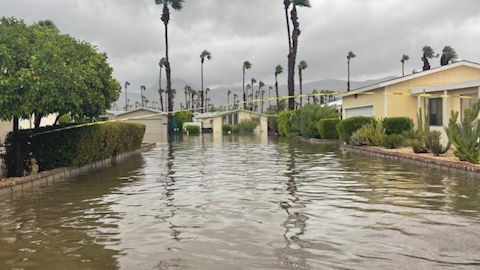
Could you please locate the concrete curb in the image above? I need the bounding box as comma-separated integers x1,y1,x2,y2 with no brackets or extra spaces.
342,144,480,177
0,143,156,196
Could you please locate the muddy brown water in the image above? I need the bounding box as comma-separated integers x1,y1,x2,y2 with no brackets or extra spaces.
1,135,479,269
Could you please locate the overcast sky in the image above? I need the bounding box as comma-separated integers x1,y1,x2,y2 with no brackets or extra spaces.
2,0,480,92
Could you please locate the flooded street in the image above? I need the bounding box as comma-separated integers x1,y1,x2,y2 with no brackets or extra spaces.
1,135,480,269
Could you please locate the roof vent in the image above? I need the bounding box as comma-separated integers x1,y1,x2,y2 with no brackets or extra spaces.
451,58,463,63
412,69,422,74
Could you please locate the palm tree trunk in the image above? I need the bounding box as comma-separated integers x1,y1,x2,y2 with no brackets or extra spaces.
125,85,128,111
159,67,164,111
299,69,303,108
243,68,247,110
402,62,405,77
275,74,280,111
163,4,174,137
201,61,204,113
34,113,43,129
287,4,300,110
284,0,292,51
227,94,230,110
347,60,351,92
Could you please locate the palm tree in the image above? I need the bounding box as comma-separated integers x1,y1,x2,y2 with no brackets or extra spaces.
227,90,232,110
275,65,283,111
401,54,410,77
124,81,130,111
200,50,212,113
155,0,185,136
158,57,167,111
285,0,311,110
184,85,191,109
347,51,356,91
440,46,457,66
421,45,437,71
242,61,252,110
205,87,211,112
233,94,238,109
140,85,146,107
258,81,265,112
312,89,318,104
261,88,266,113
268,86,273,108
298,60,308,108
250,78,257,110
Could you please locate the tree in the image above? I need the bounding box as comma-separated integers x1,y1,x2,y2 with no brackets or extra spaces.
124,81,130,111
154,0,185,137
347,51,356,91
200,50,212,113
140,85,146,107
298,60,308,108
401,54,409,77
421,45,437,71
275,65,283,111
184,85,190,109
205,87,211,112
227,90,232,110
440,46,457,66
268,86,273,108
284,0,311,110
233,94,238,109
242,61,252,110
158,57,167,111
251,78,257,110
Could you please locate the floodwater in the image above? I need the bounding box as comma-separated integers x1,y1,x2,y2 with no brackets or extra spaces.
1,135,480,270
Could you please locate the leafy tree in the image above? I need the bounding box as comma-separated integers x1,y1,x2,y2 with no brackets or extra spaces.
284,0,311,110
440,46,457,66
347,51,356,91
200,49,212,113
298,60,308,108
242,61,252,110
275,65,283,111
421,45,437,71
154,0,185,136
401,54,409,77
158,57,167,111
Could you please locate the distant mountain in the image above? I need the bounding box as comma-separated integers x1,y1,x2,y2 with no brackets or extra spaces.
112,76,396,110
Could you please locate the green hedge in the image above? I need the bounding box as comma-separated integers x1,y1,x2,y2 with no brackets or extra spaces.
316,118,341,139
4,122,145,176
293,104,340,138
174,111,193,129
223,124,233,134
278,110,296,137
232,120,258,134
184,125,200,135
382,117,413,135
337,116,374,143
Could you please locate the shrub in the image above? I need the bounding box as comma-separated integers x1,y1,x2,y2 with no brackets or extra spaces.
184,125,200,135
57,114,72,124
446,105,480,163
411,139,429,153
232,120,258,134
382,117,413,135
350,120,385,146
382,134,404,149
337,116,374,143
278,110,297,137
223,124,233,134
426,131,449,156
174,111,193,128
316,118,341,139
4,122,145,176
292,104,339,138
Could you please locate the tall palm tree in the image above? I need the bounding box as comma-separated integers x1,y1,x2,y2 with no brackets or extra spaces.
298,60,308,108
251,78,257,110
140,85,146,107
347,51,356,92
200,50,212,113
258,81,265,112
242,61,252,110
184,85,191,110
421,45,437,71
401,54,410,77
158,57,167,111
268,86,273,109
275,65,283,111
440,46,457,66
124,81,130,111
285,0,311,110
155,0,185,135
233,94,238,109
205,87,211,112
227,90,232,110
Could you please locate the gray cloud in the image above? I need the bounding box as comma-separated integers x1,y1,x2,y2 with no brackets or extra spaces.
1,0,479,93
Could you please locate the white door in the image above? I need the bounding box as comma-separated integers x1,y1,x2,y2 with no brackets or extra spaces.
345,105,374,118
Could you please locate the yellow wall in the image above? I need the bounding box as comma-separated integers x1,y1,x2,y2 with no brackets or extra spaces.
343,89,385,118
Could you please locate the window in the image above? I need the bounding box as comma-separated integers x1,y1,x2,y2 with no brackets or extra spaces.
428,98,443,126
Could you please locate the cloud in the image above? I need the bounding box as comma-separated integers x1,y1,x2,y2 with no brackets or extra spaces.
1,0,479,92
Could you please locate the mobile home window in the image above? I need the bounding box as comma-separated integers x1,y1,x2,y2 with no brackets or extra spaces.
428,98,443,126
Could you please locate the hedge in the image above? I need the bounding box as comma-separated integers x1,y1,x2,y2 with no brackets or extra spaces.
382,117,413,135
4,122,145,177
184,125,200,135
232,120,258,134
337,116,374,143
316,118,341,139
278,110,296,137
293,104,340,138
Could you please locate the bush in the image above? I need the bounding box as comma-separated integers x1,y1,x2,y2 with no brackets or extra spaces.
4,122,145,176
446,106,480,163
382,134,404,149
232,120,258,134
278,110,297,137
337,116,374,143
382,117,413,135
316,118,341,139
350,120,385,146
184,125,200,135
292,104,339,138
223,124,233,134
174,111,193,128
